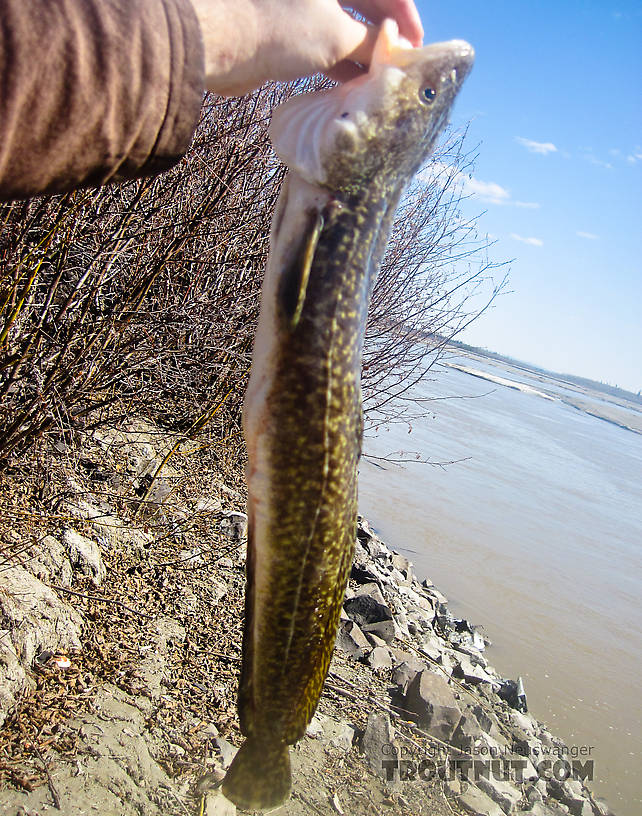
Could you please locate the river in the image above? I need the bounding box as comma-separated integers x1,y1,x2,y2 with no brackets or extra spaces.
357,351,642,814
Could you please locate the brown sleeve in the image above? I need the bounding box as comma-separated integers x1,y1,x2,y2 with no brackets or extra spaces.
0,0,204,200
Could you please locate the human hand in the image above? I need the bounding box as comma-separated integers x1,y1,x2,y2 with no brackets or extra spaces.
190,0,424,95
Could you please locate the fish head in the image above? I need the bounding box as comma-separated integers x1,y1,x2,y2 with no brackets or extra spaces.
270,20,474,192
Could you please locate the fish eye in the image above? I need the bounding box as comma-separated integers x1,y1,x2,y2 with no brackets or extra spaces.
420,86,437,104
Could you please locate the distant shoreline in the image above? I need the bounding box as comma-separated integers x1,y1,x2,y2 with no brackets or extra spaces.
447,340,642,406
444,344,642,435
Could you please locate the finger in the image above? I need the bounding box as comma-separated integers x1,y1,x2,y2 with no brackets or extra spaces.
327,11,379,69
342,0,424,46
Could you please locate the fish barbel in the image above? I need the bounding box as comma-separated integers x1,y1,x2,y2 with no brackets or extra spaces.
222,21,473,810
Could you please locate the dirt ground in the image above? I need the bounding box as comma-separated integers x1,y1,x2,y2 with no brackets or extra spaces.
0,421,468,816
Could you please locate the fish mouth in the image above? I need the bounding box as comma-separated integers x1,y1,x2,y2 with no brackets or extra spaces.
372,18,474,83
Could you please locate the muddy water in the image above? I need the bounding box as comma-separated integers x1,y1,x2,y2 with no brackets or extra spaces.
358,357,642,814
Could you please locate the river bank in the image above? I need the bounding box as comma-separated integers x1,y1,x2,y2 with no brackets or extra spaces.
0,419,615,815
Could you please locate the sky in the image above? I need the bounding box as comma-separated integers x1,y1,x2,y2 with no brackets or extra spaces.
415,0,642,392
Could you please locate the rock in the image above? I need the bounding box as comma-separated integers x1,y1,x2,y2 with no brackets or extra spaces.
27,534,73,587
361,619,397,644
364,632,388,648
358,582,388,605
196,496,223,514
508,710,538,735
435,603,457,632
366,646,394,671
390,553,413,584
419,635,444,663
0,566,84,728
390,653,427,694
344,593,393,627
548,780,594,816
453,641,490,667
361,712,401,789
213,737,238,770
351,564,383,585
425,586,449,605
451,713,484,750
392,607,411,639
63,529,106,585
476,775,522,814
453,655,496,686
306,712,355,750
516,804,572,816
472,704,500,737
453,783,505,816
205,790,236,816
498,678,528,712
405,670,461,741
335,619,370,658
397,584,435,614
219,512,248,542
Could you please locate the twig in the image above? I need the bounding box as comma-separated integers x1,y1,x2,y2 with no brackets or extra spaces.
33,744,61,810
206,649,242,662
49,584,153,619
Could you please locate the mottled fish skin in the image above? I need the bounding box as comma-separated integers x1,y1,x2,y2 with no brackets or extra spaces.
223,22,473,810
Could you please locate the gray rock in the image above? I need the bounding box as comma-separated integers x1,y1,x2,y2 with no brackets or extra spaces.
425,586,449,605
63,529,106,585
548,780,594,816
361,619,397,644
472,704,500,736
453,783,505,816
364,632,388,648
366,646,394,671
453,655,496,685
451,713,484,750
419,635,444,663
351,564,383,584
390,653,427,694
335,619,370,658
205,790,236,816
392,607,411,639
213,737,238,770
398,584,435,614
405,670,462,741
361,712,401,789
306,712,355,750
476,775,522,814
219,511,248,542
344,592,393,627
0,566,84,728
28,534,73,587
357,582,388,605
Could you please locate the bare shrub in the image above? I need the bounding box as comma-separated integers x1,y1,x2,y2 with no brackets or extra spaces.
1,84,504,464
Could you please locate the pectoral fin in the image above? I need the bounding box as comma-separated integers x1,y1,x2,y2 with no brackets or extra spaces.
277,209,324,329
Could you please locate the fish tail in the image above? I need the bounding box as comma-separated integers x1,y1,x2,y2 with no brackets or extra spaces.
222,736,291,810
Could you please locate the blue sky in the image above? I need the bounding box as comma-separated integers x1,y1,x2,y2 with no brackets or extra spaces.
416,0,642,392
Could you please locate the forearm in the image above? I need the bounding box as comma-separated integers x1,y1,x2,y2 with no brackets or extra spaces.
0,0,204,201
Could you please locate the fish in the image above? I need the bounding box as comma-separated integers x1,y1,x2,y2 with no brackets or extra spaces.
222,20,474,810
